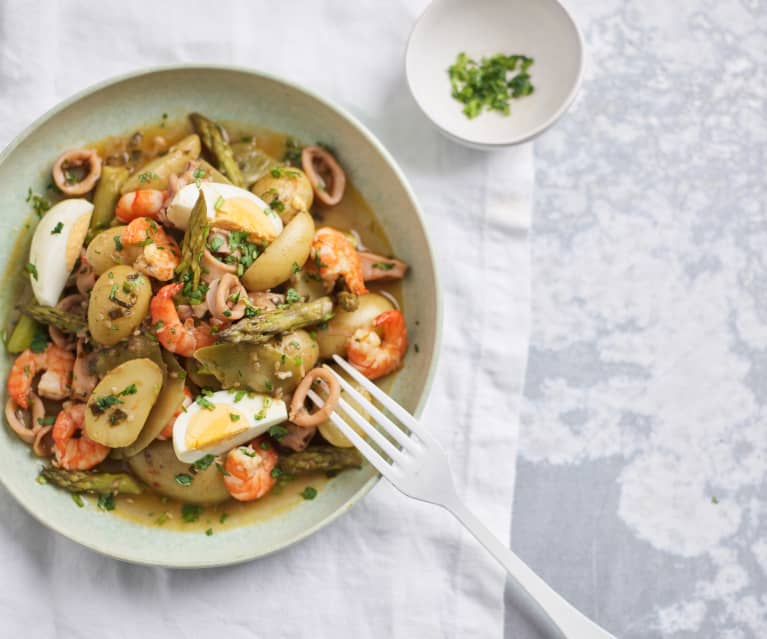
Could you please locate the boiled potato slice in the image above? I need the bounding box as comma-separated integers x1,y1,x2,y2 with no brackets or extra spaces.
112,350,186,459
242,211,314,291
85,358,163,447
85,225,141,275
250,167,313,223
317,366,371,448
128,440,230,504
194,329,318,395
88,265,152,346
316,293,393,359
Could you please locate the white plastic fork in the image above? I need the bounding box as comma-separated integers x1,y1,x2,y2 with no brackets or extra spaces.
310,355,616,639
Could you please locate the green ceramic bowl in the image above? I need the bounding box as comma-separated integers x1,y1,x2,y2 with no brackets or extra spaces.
0,66,441,567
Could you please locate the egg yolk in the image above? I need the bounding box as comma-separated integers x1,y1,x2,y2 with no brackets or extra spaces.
215,197,278,242
185,404,247,450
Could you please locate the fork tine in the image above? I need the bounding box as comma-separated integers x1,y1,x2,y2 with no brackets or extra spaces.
331,356,421,433
307,389,405,463
325,412,395,478
323,365,417,452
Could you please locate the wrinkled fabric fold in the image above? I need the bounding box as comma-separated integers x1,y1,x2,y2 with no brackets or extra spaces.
0,1,533,637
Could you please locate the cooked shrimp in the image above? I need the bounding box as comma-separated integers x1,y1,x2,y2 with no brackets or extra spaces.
347,309,408,380
115,189,167,222
223,438,278,501
121,217,180,281
307,227,368,295
52,401,109,470
8,344,74,409
157,387,193,440
150,283,216,357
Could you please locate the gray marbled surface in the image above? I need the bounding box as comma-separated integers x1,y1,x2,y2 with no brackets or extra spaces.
505,1,767,637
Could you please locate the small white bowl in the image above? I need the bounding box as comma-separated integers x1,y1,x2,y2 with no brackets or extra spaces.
406,0,584,149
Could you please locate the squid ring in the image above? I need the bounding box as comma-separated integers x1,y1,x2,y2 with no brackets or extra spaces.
52,148,102,195
289,367,341,428
301,145,346,206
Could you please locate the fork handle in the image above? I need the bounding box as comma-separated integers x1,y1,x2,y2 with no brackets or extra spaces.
446,498,616,639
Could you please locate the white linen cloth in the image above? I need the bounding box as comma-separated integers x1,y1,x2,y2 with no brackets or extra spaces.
0,1,533,637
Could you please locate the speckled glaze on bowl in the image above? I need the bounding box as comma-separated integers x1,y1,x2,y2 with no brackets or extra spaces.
0,66,441,567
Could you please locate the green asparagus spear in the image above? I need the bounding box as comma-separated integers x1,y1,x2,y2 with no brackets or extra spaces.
278,446,363,476
39,467,143,495
89,165,129,239
23,304,86,334
175,191,209,291
6,314,41,353
189,113,244,186
219,297,333,344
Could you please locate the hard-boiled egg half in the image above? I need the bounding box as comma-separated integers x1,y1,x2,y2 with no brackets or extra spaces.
28,198,93,306
173,390,287,463
166,183,282,242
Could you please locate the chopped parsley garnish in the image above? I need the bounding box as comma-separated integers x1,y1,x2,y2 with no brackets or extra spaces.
230,413,240,422
268,424,289,440
291,261,300,274
240,135,253,143
195,389,215,411
208,235,224,252
282,137,304,165
50,222,64,235
233,389,247,403
36,416,55,426
301,486,318,500
711,496,719,504
30,328,48,353
26,188,51,217
92,394,122,412
25,263,38,280
205,528,213,536
214,195,225,210
219,512,230,524
113,235,123,251
192,454,215,472
215,462,231,476
372,261,395,271
138,171,159,184
448,52,534,119
285,288,301,304
270,167,300,179
175,473,193,486
71,493,85,508
239,446,257,458
181,503,202,522
97,494,116,511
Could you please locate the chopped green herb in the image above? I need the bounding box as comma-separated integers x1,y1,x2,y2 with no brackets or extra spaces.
175,473,193,486
291,261,300,274
51,222,64,235
268,424,289,439
30,328,48,353
240,135,253,143
195,394,215,410
205,528,213,536
448,52,535,119
214,195,225,210
301,486,318,500
26,188,51,217
282,137,304,165
155,512,169,525
372,261,395,271
37,416,55,426
181,503,202,522
71,493,85,508
25,263,38,281
97,494,116,511
215,462,231,476
219,512,230,524
138,171,159,184
711,496,719,504
239,446,257,458
192,454,216,472
285,288,301,304
230,413,240,421
233,389,247,403
208,235,224,252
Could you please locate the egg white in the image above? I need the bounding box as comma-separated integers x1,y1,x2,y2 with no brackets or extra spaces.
28,198,93,306
166,182,282,236
172,390,287,463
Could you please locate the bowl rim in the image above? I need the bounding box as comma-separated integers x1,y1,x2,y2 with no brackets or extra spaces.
404,0,585,148
0,63,443,567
